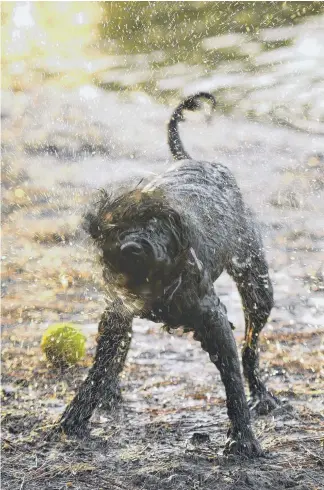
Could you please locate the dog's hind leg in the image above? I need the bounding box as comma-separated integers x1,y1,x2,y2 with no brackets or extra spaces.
227,232,280,415
192,292,263,456
57,300,133,436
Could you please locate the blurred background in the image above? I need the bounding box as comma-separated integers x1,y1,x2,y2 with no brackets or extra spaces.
1,3,324,489
2,1,324,119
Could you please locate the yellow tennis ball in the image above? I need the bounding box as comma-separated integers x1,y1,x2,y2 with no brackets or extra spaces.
41,323,86,367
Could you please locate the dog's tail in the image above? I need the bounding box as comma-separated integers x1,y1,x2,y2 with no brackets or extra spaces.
168,92,217,161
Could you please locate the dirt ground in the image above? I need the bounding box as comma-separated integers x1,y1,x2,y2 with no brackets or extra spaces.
1,82,324,490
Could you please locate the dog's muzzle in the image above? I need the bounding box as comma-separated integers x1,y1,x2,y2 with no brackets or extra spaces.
120,241,145,260
119,239,155,280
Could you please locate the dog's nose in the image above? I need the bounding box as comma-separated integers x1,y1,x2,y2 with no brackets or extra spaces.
120,242,143,258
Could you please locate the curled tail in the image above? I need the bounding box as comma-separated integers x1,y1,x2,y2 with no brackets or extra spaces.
168,92,217,161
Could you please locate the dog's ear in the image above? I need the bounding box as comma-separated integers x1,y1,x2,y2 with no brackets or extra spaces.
83,189,114,240
82,211,103,240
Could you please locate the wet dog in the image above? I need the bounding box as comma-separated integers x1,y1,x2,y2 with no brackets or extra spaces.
57,92,279,456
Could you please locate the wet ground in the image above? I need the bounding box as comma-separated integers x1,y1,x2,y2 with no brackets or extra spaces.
1,7,324,490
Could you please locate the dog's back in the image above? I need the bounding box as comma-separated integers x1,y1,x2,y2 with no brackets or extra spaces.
144,94,252,281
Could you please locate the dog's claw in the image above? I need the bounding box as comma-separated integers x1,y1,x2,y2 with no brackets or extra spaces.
249,390,280,416
49,418,90,439
224,429,264,457
60,423,89,439
44,426,60,442
45,424,70,442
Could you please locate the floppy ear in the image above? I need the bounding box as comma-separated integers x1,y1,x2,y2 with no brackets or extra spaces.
82,189,113,240
82,212,103,240
167,207,190,252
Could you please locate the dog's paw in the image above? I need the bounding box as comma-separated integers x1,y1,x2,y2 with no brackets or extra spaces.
224,429,264,457
249,390,280,416
44,424,69,442
43,425,60,442
49,419,90,440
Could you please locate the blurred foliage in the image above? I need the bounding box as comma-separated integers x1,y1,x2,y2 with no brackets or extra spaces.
99,1,324,54
1,2,102,90
1,1,324,90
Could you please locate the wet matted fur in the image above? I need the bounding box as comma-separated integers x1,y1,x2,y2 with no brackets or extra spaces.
56,93,280,456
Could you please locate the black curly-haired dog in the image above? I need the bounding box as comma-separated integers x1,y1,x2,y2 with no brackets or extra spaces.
57,93,279,456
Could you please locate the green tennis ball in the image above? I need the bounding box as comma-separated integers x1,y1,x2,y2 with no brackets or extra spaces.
41,323,86,367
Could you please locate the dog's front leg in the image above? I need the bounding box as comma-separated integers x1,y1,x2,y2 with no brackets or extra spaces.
56,300,133,436
193,293,263,457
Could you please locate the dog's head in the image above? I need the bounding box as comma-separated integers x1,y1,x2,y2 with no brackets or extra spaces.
84,189,189,303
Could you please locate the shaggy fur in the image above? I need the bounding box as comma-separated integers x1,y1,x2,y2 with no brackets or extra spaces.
57,93,279,456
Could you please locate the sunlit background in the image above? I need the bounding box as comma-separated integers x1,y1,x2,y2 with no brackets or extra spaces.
2,1,324,94
2,2,102,89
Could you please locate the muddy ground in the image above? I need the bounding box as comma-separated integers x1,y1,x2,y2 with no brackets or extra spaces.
2,13,324,490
